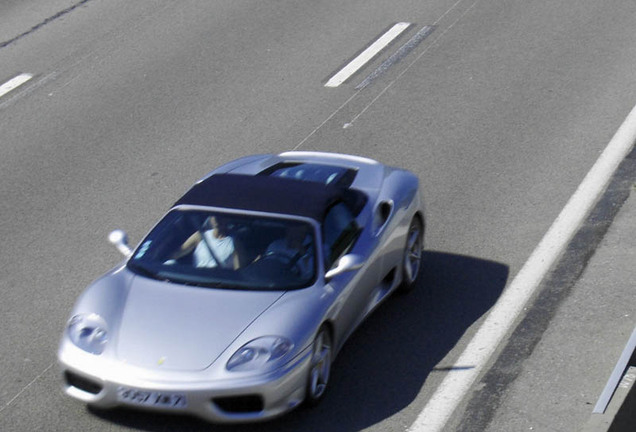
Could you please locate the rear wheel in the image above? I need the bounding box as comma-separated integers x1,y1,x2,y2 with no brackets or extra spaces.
399,217,423,292
305,326,332,406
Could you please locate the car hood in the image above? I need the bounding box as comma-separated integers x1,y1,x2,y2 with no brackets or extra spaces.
115,276,284,371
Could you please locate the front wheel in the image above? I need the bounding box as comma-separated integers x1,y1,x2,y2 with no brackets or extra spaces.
398,217,423,293
305,326,332,406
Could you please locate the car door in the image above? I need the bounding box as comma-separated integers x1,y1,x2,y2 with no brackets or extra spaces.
322,202,382,349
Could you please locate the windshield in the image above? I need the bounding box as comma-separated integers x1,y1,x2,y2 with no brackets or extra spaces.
128,209,317,290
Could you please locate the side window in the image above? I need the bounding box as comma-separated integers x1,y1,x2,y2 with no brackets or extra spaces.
322,202,360,269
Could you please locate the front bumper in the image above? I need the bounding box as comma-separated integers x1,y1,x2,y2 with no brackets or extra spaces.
58,344,313,423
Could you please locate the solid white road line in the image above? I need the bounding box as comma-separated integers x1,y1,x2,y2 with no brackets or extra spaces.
0,73,33,98
325,22,411,88
409,104,636,432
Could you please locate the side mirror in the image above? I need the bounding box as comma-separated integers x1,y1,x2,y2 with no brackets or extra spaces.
325,254,364,280
108,229,133,258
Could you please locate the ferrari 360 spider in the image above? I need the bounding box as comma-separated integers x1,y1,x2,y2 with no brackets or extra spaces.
58,151,425,423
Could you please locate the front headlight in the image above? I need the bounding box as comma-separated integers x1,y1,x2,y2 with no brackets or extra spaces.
67,313,109,355
226,336,294,372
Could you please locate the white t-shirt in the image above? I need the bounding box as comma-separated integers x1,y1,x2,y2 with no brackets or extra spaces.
193,231,235,268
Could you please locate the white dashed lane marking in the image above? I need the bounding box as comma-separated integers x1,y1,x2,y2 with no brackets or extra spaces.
355,25,435,90
325,22,411,88
0,73,33,98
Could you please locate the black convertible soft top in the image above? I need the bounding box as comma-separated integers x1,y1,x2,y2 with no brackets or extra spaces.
173,174,366,221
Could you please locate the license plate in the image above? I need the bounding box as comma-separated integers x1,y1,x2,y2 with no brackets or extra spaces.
117,386,187,409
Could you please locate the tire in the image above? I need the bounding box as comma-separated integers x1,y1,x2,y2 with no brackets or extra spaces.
398,216,423,293
305,326,332,407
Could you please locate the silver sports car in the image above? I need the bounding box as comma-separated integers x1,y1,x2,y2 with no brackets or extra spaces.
58,151,425,423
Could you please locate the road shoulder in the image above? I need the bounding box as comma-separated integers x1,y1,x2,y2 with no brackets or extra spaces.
453,146,636,432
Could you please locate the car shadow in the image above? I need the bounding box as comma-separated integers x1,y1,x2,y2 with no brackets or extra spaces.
89,250,508,432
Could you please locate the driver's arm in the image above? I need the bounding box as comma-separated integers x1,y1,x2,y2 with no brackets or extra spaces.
171,231,202,259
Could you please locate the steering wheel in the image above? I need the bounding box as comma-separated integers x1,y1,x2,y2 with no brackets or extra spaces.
260,251,301,274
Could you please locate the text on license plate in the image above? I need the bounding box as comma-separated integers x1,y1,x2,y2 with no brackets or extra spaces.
117,387,187,408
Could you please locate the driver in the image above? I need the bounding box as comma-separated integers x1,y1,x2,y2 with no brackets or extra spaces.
174,215,238,269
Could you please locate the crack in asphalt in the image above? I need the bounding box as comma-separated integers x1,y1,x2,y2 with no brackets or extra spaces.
0,0,95,49
0,363,54,415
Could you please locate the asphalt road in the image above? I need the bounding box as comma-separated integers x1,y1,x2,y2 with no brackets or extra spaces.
1,0,635,431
